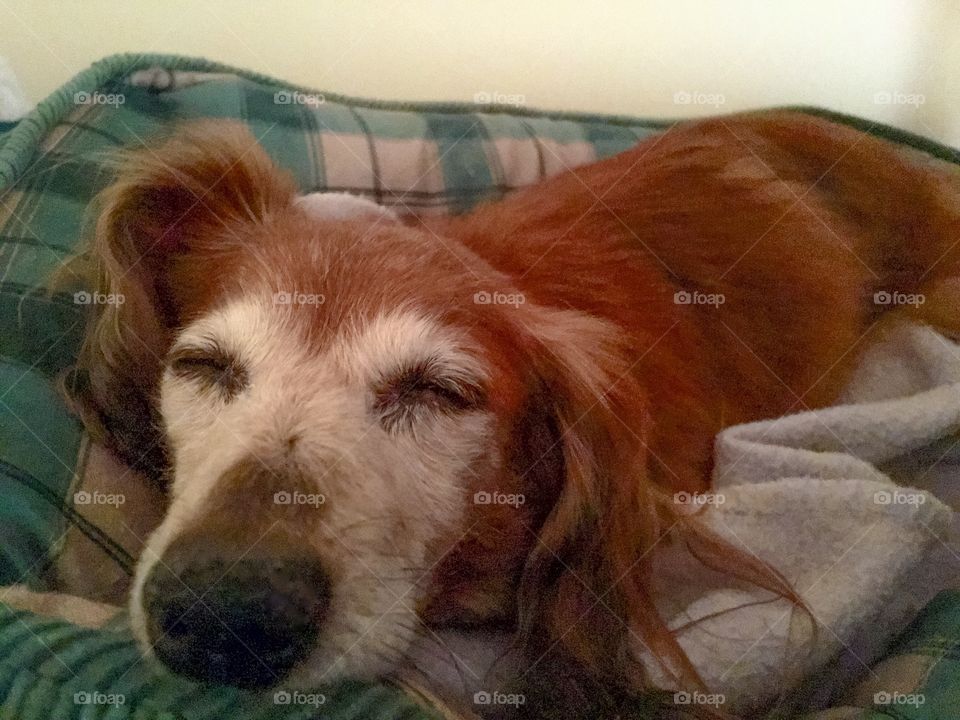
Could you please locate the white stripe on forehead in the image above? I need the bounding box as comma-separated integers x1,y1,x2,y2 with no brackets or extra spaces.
172,295,290,366
333,308,487,385
174,296,484,384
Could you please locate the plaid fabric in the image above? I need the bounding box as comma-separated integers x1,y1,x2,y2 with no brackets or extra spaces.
1,53,959,720
0,603,441,720
798,590,960,720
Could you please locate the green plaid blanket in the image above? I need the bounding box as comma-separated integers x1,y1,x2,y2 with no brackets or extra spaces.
0,604,435,720
0,53,959,720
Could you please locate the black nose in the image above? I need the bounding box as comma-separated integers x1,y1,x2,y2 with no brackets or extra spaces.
142,544,330,688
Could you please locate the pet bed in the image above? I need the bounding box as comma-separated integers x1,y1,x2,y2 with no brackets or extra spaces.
1,53,959,720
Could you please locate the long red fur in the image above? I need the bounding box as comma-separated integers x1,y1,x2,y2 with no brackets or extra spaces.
418,112,960,690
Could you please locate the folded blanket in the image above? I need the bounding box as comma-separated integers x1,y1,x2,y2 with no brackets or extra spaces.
645,323,960,713
371,295,960,715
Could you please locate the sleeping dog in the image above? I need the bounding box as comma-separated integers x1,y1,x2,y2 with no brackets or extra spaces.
69,113,960,717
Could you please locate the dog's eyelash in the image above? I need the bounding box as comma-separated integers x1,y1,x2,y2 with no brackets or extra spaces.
168,346,249,398
374,360,485,430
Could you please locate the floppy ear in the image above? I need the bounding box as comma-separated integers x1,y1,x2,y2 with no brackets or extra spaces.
65,121,297,479
510,305,801,696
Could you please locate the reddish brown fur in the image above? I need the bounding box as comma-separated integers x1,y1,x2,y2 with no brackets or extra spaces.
418,114,960,691
70,113,960,712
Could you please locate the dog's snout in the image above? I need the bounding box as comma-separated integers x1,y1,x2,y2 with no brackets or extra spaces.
143,542,330,688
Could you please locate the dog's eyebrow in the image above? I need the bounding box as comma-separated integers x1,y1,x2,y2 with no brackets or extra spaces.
373,355,486,431
168,335,220,358
167,340,249,398
392,357,479,396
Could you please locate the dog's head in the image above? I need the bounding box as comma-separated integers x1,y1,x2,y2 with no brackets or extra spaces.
73,121,773,695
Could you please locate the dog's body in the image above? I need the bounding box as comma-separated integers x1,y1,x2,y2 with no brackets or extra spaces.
71,112,960,717
419,113,960,650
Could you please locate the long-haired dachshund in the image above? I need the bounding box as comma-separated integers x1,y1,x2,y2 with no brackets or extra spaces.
69,112,960,717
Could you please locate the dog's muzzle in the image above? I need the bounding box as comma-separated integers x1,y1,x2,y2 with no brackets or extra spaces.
142,536,330,688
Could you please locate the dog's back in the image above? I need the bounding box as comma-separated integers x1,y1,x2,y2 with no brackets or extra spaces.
424,111,960,493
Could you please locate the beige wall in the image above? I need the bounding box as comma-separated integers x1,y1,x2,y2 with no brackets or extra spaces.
3,0,958,145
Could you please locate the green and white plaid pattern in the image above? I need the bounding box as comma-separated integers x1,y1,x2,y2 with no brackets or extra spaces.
799,591,960,720
1,53,959,720
0,603,442,720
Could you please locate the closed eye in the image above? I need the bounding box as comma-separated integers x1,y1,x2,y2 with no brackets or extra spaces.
374,358,485,430
168,345,249,398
